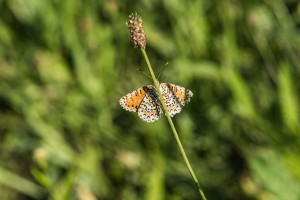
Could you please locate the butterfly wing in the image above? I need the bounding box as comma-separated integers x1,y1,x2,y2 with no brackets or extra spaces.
119,86,147,112
137,86,163,123
159,83,193,117
119,85,163,122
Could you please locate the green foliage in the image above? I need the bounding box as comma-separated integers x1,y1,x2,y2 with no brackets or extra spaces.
0,0,299,199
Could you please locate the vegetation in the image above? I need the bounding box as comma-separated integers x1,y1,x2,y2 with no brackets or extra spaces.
0,0,299,199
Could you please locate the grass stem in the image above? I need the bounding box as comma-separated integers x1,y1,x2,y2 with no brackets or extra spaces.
141,48,207,200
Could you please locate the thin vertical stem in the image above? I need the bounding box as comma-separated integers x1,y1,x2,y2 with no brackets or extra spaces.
141,48,207,200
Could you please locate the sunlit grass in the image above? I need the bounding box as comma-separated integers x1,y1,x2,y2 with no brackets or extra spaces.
0,0,299,199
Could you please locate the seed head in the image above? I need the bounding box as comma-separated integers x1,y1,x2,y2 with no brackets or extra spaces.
126,12,146,49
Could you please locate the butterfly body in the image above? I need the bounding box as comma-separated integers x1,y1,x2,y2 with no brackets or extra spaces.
119,83,193,123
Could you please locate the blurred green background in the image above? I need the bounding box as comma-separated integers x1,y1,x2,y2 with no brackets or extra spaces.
0,0,300,199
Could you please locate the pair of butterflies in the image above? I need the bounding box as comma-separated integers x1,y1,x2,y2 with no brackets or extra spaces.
119,83,193,123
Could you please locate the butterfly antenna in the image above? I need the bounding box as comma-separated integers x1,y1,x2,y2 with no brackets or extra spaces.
137,68,152,79
157,62,169,81
161,75,167,83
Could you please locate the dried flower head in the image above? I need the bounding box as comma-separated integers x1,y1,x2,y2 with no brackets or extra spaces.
126,12,146,49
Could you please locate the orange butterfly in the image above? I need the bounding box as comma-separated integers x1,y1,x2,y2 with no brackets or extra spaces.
119,83,193,122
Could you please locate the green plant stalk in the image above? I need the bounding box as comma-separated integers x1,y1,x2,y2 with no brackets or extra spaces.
141,48,207,200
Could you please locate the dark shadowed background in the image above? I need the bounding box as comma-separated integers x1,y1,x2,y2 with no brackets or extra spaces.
0,0,300,199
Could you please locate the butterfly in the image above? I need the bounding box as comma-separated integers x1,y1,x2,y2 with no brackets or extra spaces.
119,83,193,122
